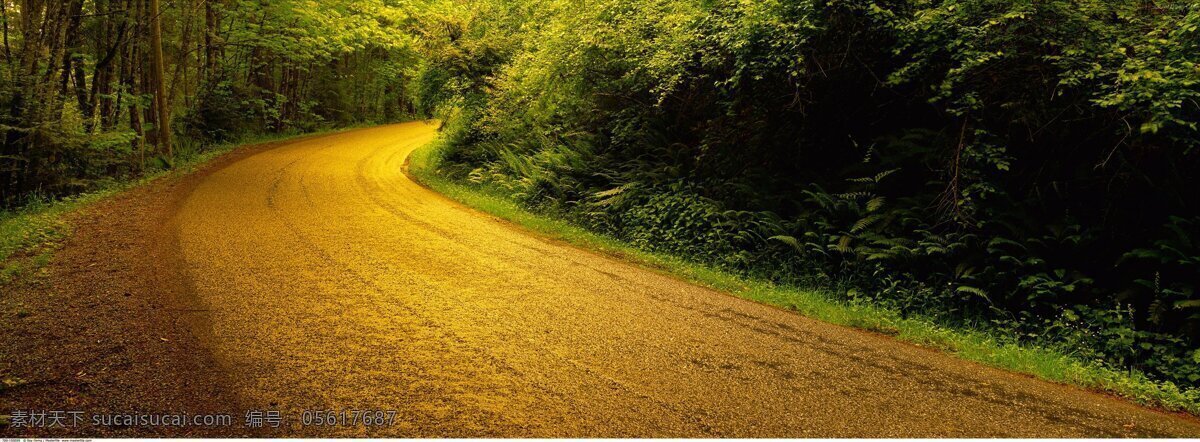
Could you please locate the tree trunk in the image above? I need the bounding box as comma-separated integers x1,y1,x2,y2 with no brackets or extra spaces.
204,0,220,82
123,0,145,167
59,0,90,127
1,0,12,63
90,0,127,131
149,0,172,160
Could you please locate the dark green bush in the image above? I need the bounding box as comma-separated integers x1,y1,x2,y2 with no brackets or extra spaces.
422,0,1200,389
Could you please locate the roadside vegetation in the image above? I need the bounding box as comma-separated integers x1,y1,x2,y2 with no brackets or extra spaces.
408,0,1200,412
412,135,1200,415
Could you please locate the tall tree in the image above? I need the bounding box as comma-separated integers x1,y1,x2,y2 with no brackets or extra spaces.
149,0,171,159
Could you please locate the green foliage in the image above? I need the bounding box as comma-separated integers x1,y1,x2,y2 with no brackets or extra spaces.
411,138,1200,415
418,0,1200,394
1,0,422,207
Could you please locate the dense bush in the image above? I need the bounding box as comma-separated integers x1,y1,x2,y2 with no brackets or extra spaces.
421,0,1200,388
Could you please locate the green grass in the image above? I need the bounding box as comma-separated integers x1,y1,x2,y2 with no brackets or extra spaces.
0,126,365,283
408,137,1200,416
1,188,121,284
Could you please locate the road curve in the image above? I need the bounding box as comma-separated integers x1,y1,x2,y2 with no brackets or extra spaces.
173,122,1200,437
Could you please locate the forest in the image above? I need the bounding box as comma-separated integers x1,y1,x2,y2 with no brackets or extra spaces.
0,0,420,205
3,0,1199,405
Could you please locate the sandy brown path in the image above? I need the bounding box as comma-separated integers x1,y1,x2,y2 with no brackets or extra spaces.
4,122,1200,437
167,122,1198,437
0,133,322,437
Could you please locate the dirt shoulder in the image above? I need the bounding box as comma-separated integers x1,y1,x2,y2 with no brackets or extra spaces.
0,138,305,437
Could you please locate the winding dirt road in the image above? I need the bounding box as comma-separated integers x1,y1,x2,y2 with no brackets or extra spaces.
166,122,1200,436
6,122,1200,437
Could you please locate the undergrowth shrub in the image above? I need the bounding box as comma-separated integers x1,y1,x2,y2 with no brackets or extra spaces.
420,0,1200,391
